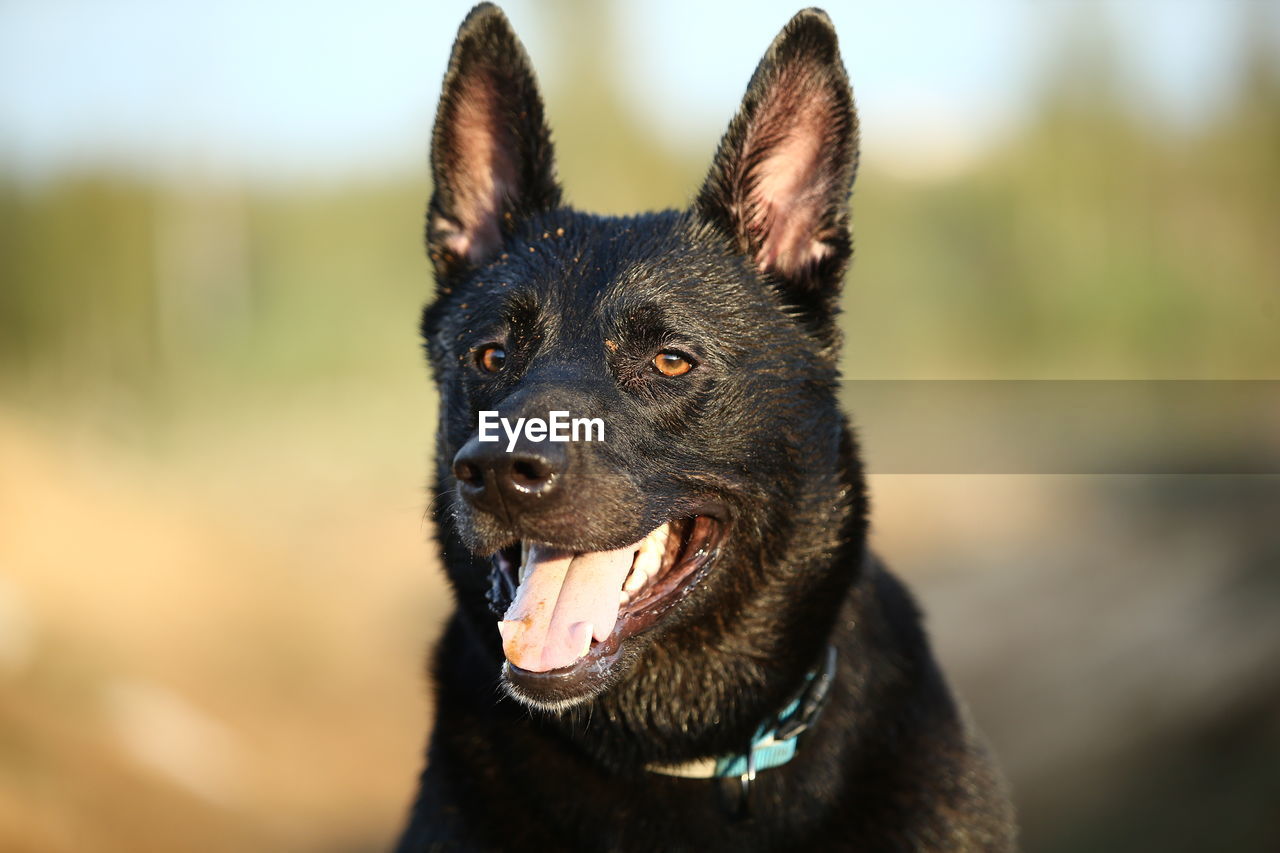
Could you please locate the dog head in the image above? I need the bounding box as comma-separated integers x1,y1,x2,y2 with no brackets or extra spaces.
423,4,862,719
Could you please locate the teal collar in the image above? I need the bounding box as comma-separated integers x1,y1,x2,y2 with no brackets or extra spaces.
645,645,838,782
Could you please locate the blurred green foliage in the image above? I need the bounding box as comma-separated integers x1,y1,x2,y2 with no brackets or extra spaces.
1,5,1277,426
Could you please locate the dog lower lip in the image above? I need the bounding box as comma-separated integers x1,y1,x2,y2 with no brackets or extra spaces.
497,514,724,703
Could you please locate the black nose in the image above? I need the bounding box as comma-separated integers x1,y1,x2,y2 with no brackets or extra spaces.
452,435,566,514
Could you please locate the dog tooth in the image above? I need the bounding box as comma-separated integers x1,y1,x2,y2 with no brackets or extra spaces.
623,562,648,592
620,525,670,596
632,544,664,585
519,541,531,582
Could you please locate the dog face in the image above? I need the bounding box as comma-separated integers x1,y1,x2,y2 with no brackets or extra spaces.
423,3,859,712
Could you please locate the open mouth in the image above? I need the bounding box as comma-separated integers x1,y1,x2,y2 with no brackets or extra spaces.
489,515,723,681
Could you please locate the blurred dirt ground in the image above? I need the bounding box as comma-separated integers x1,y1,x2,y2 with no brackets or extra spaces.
0,409,446,853
3,402,1278,852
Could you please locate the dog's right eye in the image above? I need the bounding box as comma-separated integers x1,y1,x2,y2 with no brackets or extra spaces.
476,344,506,373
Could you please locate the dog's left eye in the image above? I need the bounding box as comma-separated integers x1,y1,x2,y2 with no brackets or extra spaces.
476,344,506,373
652,350,694,377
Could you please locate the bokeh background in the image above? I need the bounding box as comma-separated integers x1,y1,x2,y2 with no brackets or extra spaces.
2,1,1278,850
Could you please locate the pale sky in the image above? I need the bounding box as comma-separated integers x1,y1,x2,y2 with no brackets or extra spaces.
0,0,1272,182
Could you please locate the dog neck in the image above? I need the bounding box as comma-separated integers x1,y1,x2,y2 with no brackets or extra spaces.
644,642,838,779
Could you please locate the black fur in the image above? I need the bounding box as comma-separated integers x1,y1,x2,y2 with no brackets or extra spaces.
397,5,1015,850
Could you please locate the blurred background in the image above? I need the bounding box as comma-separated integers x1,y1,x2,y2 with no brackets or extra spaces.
1,1,1278,850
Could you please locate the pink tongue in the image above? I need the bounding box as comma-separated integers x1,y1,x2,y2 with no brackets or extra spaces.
498,540,640,672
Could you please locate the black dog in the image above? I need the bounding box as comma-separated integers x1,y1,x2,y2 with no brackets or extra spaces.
397,5,1014,850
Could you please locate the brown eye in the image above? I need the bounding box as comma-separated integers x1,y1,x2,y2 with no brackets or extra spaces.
652,351,693,377
477,344,506,373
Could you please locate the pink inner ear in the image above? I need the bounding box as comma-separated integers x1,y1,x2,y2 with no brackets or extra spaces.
744,73,840,279
443,71,519,262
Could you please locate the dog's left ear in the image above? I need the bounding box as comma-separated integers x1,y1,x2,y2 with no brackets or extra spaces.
427,3,561,282
695,9,858,335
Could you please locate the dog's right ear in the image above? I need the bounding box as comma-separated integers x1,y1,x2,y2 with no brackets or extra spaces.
427,3,561,282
